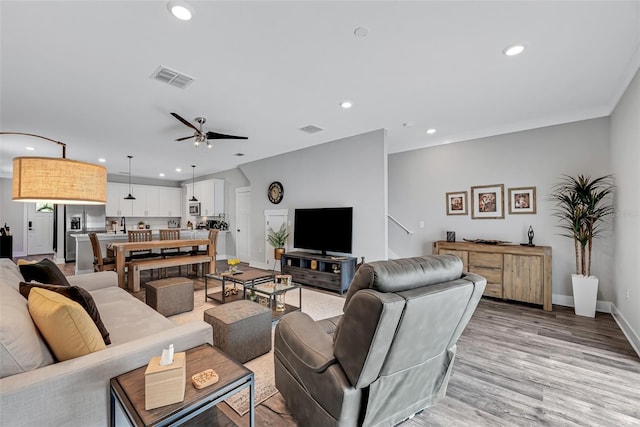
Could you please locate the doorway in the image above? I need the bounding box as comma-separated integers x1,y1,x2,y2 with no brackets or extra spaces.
235,187,251,263
27,203,54,255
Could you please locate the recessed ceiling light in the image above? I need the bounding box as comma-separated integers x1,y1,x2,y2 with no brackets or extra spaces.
25,146,35,151
340,100,353,109
98,158,106,163
159,173,165,177
503,43,526,56
354,26,369,38
426,128,437,135
175,168,182,172
167,1,193,21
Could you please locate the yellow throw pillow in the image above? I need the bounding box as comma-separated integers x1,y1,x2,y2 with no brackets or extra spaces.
28,287,106,361
17,259,38,265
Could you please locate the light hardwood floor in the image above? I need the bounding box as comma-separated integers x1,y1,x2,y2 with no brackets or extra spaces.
44,258,640,426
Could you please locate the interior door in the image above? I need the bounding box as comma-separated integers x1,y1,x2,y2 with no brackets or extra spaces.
27,203,54,255
235,187,251,263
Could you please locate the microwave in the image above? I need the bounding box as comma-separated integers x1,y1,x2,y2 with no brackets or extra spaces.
189,202,201,216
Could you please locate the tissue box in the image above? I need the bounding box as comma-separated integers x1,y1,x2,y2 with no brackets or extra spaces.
144,352,186,410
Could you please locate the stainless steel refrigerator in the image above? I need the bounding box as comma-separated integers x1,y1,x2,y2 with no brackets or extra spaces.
65,205,107,262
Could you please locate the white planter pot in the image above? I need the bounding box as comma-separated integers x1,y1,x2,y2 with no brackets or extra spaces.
571,274,599,317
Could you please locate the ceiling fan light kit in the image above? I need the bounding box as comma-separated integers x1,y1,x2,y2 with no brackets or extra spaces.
171,112,248,149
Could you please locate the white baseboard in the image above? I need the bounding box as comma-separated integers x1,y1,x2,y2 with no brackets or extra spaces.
13,251,27,257
610,304,640,358
552,294,612,313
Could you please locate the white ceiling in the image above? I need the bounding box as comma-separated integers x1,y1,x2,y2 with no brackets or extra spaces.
1,1,639,181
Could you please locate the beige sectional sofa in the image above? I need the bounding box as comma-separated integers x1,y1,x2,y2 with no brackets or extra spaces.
0,258,212,426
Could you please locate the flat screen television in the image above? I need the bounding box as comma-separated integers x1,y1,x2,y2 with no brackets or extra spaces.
294,207,353,256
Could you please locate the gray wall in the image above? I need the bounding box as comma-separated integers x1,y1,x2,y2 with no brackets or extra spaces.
388,118,613,302
610,67,640,350
239,129,387,265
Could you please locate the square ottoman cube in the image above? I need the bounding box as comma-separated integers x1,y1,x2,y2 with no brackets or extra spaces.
145,277,194,317
204,300,272,363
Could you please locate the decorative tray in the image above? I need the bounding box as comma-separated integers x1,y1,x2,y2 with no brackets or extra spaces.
463,239,511,245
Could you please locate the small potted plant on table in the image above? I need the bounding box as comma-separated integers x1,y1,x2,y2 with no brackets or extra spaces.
550,174,614,317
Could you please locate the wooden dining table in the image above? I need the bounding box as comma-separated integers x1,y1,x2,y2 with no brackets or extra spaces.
108,238,214,289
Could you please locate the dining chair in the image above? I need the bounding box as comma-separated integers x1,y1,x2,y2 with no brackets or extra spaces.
190,229,219,275
127,229,158,277
159,229,183,277
89,232,116,272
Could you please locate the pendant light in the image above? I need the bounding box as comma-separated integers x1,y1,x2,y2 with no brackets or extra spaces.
189,165,198,202
124,155,136,200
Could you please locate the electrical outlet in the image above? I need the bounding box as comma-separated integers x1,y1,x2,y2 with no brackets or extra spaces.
419,221,425,229
626,289,630,301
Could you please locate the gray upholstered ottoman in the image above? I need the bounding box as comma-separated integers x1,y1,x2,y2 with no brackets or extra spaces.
145,277,194,316
204,300,272,363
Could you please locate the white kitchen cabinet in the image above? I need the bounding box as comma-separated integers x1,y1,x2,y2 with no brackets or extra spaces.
158,187,182,217
132,185,159,217
185,179,224,218
106,182,133,217
107,183,181,218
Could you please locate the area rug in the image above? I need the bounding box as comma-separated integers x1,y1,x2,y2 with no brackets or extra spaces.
169,284,345,416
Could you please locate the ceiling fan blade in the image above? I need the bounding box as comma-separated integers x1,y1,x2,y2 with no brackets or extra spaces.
171,112,200,133
206,131,248,140
175,135,196,141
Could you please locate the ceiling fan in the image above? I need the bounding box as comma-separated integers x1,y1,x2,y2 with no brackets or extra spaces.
171,112,248,148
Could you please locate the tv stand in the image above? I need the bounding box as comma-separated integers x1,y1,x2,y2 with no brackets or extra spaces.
281,251,356,294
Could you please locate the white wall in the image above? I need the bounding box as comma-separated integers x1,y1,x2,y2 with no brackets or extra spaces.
610,67,640,352
388,118,613,301
240,129,387,266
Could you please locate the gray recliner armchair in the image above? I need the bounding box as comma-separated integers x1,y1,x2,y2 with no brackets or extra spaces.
274,254,486,427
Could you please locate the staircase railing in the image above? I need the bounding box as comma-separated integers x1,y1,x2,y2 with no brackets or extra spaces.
388,214,413,234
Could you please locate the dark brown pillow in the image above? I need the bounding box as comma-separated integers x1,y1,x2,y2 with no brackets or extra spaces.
19,258,70,287
20,282,111,345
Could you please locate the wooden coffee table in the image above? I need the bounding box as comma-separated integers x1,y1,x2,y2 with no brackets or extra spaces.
204,269,274,304
110,344,254,426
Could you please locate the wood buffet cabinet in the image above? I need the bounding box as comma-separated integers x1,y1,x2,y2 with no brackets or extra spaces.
433,241,552,311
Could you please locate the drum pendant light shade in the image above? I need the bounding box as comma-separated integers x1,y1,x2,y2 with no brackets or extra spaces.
13,157,107,204
5,132,107,205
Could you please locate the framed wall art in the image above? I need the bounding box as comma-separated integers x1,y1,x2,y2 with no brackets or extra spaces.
471,184,504,219
445,191,468,215
508,186,536,214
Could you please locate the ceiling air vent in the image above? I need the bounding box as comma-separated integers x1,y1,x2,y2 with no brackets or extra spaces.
299,124,324,134
150,65,194,89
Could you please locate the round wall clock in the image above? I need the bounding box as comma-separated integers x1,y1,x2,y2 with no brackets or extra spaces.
268,181,284,204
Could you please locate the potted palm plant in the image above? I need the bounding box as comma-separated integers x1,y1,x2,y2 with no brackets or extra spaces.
550,174,614,317
267,223,289,261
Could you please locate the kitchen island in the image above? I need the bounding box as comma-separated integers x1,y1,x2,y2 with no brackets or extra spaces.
72,230,227,275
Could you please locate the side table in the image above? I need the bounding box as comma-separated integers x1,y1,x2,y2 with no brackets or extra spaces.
110,344,254,426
